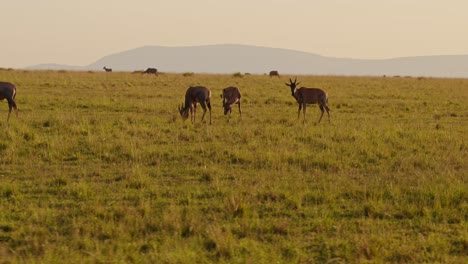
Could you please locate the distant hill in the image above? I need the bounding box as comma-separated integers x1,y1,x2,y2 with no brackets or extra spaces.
25,63,85,71
26,44,468,78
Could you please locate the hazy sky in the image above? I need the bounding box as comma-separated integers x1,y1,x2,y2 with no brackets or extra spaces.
2,0,468,68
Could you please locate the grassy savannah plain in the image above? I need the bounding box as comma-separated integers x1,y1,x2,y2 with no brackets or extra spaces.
0,69,466,263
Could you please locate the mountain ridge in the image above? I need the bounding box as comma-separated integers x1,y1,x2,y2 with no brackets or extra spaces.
25,44,468,78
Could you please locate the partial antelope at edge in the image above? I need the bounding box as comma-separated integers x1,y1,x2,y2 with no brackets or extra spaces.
285,77,330,123
0,82,18,122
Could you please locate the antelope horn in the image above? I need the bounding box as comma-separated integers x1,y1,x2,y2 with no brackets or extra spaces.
289,77,292,83
294,77,297,83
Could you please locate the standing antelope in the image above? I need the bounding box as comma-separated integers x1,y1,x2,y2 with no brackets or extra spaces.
103,66,112,72
0,82,18,122
269,70,280,77
178,86,212,124
220,86,242,121
285,77,330,123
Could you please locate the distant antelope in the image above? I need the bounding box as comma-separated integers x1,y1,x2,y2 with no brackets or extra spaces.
142,68,158,75
269,70,280,77
0,82,18,122
103,66,112,72
220,86,242,121
285,77,330,123
178,86,212,124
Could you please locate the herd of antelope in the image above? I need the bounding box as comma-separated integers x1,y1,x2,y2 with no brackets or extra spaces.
178,77,330,125
0,76,330,124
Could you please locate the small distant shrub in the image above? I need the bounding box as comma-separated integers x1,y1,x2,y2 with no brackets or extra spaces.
1,188,14,198
0,225,13,232
182,72,194,77
199,172,213,182
204,238,217,251
0,143,7,152
450,239,468,256
232,72,243,78
23,132,35,141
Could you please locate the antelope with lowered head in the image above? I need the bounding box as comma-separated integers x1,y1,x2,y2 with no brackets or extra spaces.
220,86,242,121
0,82,18,122
142,68,158,75
103,66,112,72
178,86,212,124
285,77,330,123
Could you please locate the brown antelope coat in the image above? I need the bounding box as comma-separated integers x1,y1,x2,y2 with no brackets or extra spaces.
0,82,18,122
221,86,242,121
179,86,212,124
285,78,330,123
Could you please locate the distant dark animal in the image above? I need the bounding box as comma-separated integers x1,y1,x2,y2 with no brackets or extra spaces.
103,66,112,72
0,82,18,122
178,86,212,124
220,86,242,122
142,68,158,75
269,70,280,77
285,77,330,123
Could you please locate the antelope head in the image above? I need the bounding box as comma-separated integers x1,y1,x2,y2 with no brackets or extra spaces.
285,77,301,97
219,94,229,115
222,102,232,115
178,103,189,121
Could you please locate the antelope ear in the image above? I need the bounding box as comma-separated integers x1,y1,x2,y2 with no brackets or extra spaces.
296,82,301,86
285,83,290,86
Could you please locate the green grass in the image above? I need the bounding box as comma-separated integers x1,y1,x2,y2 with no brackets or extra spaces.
0,70,467,263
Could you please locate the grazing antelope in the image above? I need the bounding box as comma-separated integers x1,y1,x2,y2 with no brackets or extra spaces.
178,86,212,124
142,68,158,75
269,70,280,77
103,66,112,72
220,86,242,121
0,82,18,122
285,77,330,123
